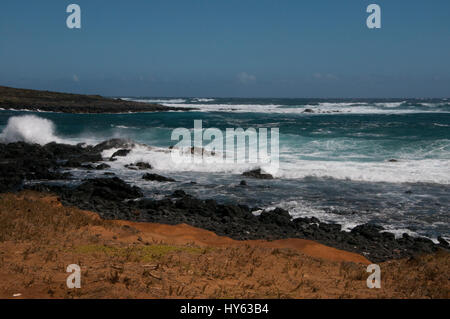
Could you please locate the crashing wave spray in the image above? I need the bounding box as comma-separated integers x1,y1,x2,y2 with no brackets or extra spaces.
0,115,63,145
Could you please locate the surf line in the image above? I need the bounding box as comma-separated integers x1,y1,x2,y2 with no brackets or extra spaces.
170,119,280,172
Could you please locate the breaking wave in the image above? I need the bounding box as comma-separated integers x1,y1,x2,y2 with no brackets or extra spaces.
0,115,65,145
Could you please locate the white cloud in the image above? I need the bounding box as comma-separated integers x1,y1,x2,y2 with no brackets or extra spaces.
237,72,256,84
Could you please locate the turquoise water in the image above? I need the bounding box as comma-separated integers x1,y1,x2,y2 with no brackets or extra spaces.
1,97,449,240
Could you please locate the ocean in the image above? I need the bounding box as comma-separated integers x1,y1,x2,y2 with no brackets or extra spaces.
1,97,449,242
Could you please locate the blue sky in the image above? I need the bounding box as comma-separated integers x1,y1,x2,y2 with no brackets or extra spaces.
0,0,449,98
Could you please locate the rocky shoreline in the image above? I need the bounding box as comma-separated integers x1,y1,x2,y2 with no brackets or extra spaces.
0,86,191,113
0,139,448,262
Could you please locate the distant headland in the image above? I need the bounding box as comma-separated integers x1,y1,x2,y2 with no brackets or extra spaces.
0,86,189,113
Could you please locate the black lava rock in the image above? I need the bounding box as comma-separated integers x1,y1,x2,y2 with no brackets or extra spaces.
93,139,134,152
171,190,187,198
351,224,384,239
136,162,152,170
242,168,274,180
438,236,449,247
259,208,292,226
96,163,111,170
2,140,447,263
74,177,143,201
142,173,175,182
125,162,152,170
110,149,131,160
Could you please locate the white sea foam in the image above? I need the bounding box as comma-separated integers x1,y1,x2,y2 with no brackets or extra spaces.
163,103,284,112
2,115,448,185
111,124,139,129
263,200,367,232
157,102,450,115
374,101,406,108
420,102,449,107
118,97,450,114
101,144,263,174
434,123,450,127
0,115,67,145
99,142,450,185
275,159,450,184
192,98,216,102
0,108,60,113
261,199,445,241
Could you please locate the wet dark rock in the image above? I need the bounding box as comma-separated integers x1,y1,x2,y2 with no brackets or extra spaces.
125,162,152,170
81,164,96,170
78,154,104,163
171,190,187,198
142,173,175,182
319,223,342,233
259,208,292,227
303,108,314,113
38,177,143,211
75,177,143,201
0,174,23,193
293,216,320,225
437,236,449,247
62,159,83,168
242,168,274,180
388,159,399,162
0,141,98,192
110,149,131,160
30,175,446,262
2,140,447,263
136,162,152,170
239,180,247,186
351,224,384,239
176,196,206,211
382,232,396,241
96,163,111,170
93,139,134,152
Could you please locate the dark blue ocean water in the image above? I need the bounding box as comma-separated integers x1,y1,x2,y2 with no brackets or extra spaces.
1,97,449,240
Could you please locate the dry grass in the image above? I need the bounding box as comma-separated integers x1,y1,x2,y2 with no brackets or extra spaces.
0,191,448,299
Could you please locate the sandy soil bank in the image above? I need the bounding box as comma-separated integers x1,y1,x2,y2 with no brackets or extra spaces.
0,191,448,299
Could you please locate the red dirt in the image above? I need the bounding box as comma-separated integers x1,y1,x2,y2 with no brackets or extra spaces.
0,191,448,299
113,221,370,264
